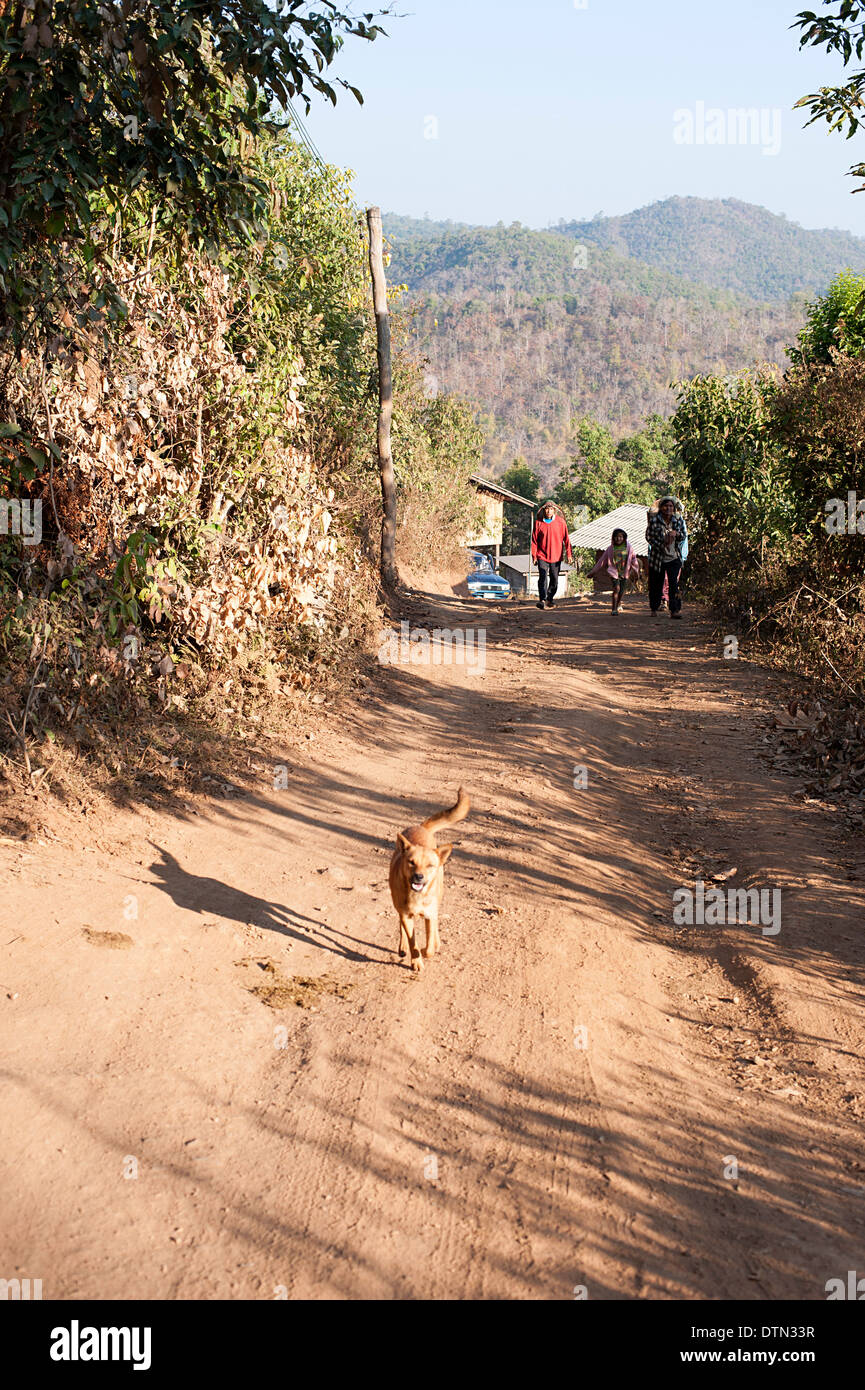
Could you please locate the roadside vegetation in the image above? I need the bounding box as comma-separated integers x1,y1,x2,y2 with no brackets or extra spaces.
0,3,483,813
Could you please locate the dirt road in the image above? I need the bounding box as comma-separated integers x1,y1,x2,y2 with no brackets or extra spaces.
2,588,864,1300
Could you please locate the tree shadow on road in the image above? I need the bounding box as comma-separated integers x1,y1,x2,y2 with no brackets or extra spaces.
213,1031,864,1300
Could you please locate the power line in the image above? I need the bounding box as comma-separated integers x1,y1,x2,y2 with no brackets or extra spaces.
286,102,327,170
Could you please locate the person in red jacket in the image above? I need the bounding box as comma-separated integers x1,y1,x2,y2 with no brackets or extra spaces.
530,502,573,609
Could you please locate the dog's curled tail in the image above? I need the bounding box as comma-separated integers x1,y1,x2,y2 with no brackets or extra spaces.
422,787,470,833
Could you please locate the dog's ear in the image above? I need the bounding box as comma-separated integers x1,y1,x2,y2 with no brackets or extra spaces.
437,843,453,865
396,832,411,852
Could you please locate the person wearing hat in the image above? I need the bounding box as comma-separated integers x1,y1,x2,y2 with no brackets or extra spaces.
530,501,573,609
646,496,686,619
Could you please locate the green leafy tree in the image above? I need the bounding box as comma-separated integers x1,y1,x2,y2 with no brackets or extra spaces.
671,370,794,557
499,461,541,502
240,130,376,467
794,3,865,191
615,413,675,481
0,0,384,343
789,269,865,364
555,415,658,521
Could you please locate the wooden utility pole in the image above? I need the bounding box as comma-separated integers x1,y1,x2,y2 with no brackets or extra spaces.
367,207,397,589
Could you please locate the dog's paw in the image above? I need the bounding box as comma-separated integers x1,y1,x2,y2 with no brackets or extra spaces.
410,957,423,973
398,947,406,958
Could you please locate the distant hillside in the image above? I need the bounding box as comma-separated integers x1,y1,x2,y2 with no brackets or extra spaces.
383,212,476,241
386,219,782,303
552,197,865,301
384,216,801,483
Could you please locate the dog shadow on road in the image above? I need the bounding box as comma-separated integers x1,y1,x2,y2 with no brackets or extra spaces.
147,845,387,964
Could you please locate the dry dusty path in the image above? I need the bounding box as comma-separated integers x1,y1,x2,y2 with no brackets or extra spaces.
2,589,864,1300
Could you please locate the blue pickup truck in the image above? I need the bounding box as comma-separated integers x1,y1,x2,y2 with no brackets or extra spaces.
466,551,511,600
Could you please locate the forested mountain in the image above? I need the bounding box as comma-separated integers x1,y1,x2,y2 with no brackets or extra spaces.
385,215,803,483
384,213,475,241
554,197,865,301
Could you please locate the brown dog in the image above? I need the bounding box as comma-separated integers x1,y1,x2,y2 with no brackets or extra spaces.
388,789,470,972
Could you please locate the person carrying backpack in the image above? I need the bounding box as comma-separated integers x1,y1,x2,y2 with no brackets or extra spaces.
646,498,689,611
646,496,686,619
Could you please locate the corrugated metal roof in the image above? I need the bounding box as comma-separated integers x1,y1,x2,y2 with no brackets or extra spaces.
569,504,652,557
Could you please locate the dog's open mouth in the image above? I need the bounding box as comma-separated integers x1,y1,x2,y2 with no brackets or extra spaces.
410,874,426,892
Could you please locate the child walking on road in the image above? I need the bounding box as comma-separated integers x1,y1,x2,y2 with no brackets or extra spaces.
589,528,640,615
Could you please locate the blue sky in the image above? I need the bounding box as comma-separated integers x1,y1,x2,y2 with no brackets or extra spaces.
301,0,865,236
